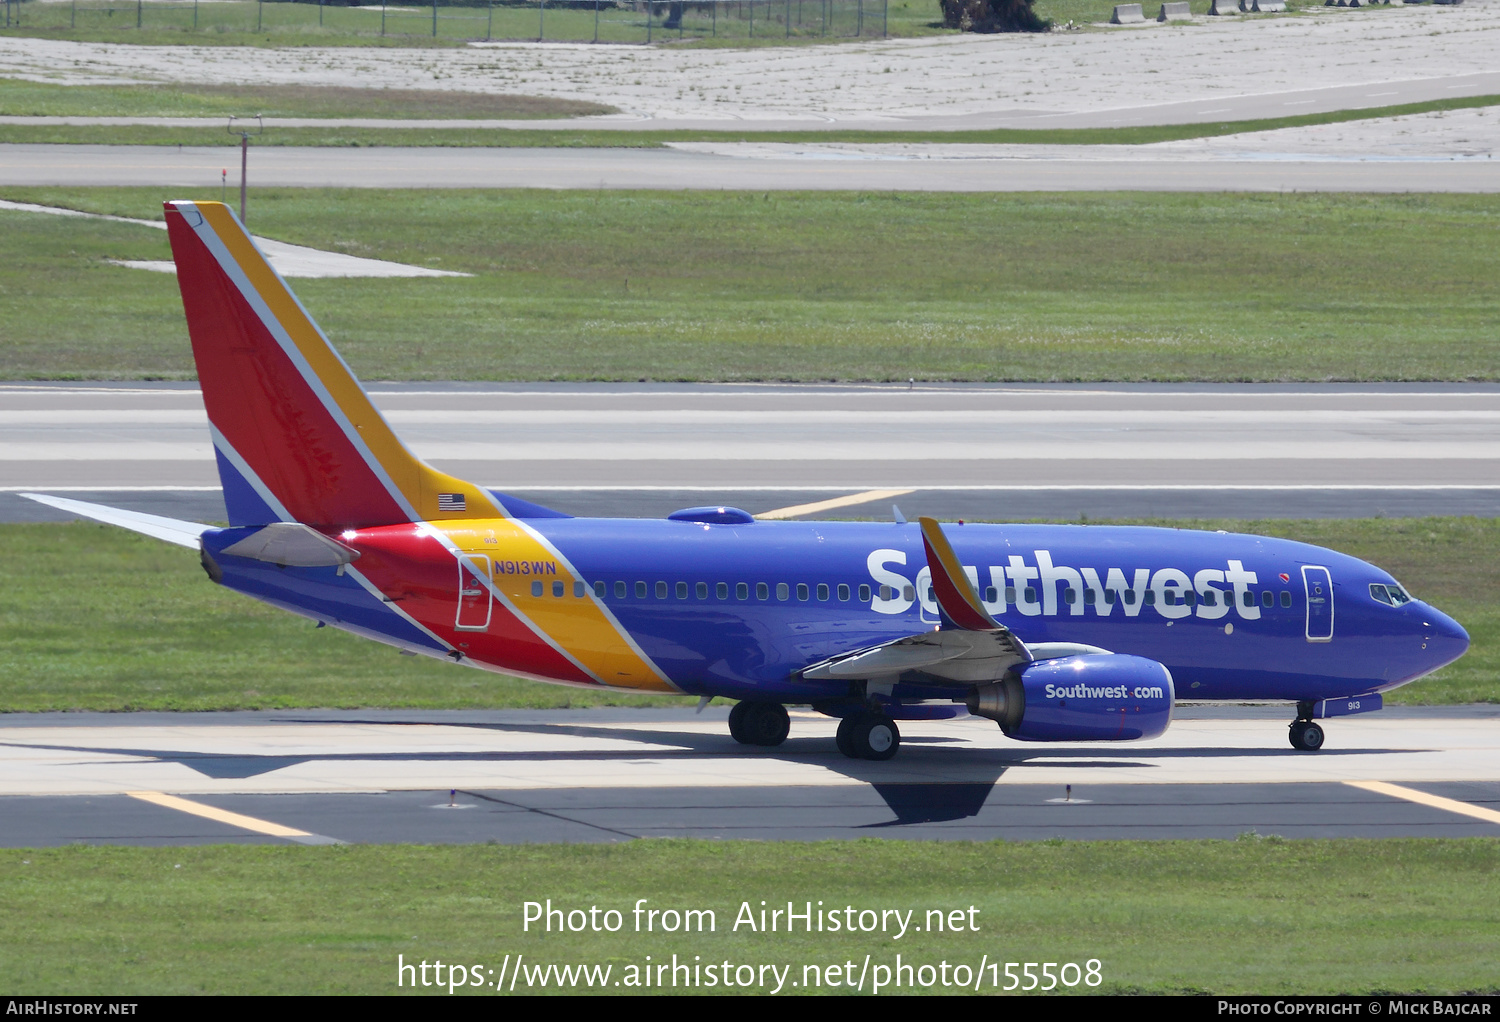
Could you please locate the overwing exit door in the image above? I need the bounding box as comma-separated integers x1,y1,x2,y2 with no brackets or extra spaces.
456,554,492,631
1302,565,1333,642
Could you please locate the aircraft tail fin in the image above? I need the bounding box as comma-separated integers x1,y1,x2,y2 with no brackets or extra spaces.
163,200,494,529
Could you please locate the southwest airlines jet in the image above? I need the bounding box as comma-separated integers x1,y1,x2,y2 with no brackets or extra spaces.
26,202,1470,760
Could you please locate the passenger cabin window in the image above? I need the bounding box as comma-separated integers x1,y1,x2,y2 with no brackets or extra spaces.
1243,591,1254,607
696,582,708,599
1063,589,1077,605
1023,588,1036,603
636,581,647,599
531,581,543,597
1005,587,1017,603
903,586,915,602
1084,590,1096,605
838,583,850,601
677,581,688,599
985,587,997,602
574,581,586,598
736,582,749,600
859,584,871,602
817,583,829,601
777,583,789,601
657,581,668,599
1105,591,1117,605
1261,590,1273,607
717,582,729,599
1280,591,1292,608
553,580,565,597
1143,591,1155,606
757,582,770,601
797,583,810,601
596,581,607,598
1202,590,1216,607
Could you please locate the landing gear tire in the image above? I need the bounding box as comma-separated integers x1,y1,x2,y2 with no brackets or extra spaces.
1288,720,1325,751
728,701,790,747
837,712,901,761
835,715,856,758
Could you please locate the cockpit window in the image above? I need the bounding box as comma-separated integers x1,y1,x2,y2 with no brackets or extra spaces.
1370,582,1413,606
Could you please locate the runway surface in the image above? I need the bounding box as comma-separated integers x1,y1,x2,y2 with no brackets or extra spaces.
4,142,1496,192
3,707,1499,845
5,383,1499,521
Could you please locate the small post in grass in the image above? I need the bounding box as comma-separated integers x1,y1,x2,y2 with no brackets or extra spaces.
227,115,263,225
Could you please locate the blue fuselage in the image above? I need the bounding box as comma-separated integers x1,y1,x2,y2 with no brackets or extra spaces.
208,518,1469,706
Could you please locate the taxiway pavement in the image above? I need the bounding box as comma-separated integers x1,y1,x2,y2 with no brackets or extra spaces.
3,707,1498,845
4,142,1496,192
4,383,1499,521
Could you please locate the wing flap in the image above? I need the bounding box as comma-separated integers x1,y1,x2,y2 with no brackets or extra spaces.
803,627,1031,685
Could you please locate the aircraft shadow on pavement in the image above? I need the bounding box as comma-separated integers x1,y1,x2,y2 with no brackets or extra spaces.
0,717,1427,829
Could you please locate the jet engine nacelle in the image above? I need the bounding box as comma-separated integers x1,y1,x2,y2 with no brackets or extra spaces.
966,654,1174,742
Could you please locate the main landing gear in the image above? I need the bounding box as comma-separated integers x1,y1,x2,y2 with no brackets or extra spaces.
1288,703,1326,751
836,711,901,761
728,700,791,747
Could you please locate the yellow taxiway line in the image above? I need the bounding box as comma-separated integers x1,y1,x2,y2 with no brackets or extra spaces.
1345,780,1500,826
127,790,344,845
756,488,914,521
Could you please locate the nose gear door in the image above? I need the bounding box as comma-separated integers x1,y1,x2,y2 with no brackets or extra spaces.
1302,565,1333,642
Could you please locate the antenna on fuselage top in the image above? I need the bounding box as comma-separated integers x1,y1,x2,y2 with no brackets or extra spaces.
892,505,907,525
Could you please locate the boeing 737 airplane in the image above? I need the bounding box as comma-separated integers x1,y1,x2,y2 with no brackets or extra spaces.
25,201,1470,760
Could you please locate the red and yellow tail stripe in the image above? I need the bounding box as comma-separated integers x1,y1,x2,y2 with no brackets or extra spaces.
165,200,491,529
919,516,1000,632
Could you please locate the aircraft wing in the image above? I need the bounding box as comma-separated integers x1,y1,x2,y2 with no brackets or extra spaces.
20,493,210,549
801,626,1031,684
802,516,1035,685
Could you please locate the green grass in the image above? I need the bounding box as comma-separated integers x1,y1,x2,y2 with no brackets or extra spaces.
4,74,1496,148
0,0,942,47
0,518,1491,713
0,79,615,119
1,188,1498,383
3,839,1498,994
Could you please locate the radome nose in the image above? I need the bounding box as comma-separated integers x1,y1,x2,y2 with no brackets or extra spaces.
1420,605,1469,671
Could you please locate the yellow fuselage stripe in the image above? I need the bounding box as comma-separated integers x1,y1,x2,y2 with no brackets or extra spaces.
442,521,675,692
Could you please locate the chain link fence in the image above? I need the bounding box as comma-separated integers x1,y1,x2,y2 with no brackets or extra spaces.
1,0,892,40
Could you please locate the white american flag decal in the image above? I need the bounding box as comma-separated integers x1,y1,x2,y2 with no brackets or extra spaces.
438,493,466,512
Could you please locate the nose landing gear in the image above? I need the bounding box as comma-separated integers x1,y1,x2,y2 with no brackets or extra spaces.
1288,719,1325,751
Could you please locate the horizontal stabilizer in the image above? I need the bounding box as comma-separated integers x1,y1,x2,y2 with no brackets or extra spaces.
20,493,209,549
220,522,360,567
